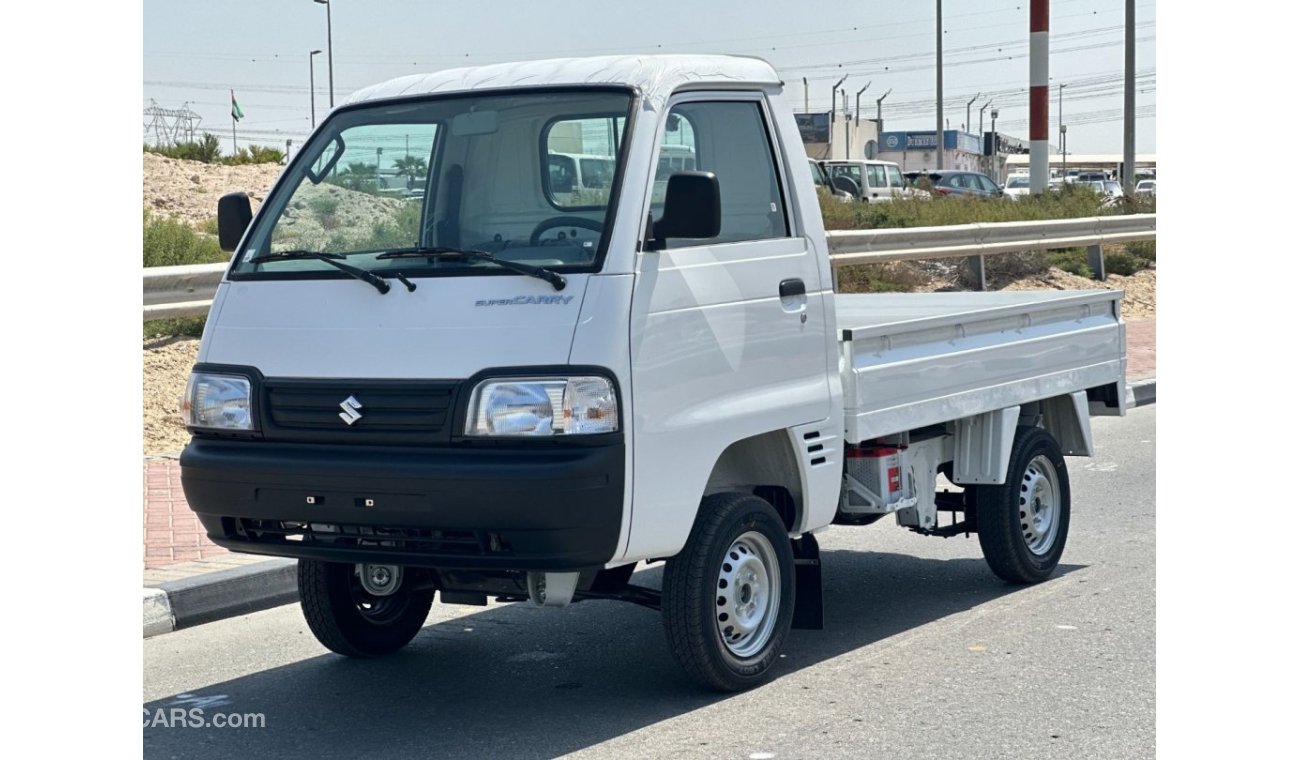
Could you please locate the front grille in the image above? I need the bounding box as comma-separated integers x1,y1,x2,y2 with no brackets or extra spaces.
262,378,460,445
235,518,503,557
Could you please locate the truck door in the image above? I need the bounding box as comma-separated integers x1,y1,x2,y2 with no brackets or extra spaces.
626,92,834,559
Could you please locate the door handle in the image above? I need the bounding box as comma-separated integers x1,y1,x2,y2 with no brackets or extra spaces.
779,279,806,299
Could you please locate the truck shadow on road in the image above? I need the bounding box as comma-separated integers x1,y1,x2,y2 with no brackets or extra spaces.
144,550,1085,758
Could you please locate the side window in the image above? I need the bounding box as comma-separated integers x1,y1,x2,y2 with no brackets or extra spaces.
544,114,625,209
886,165,904,189
980,175,1000,193
866,165,887,188
651,100,789,247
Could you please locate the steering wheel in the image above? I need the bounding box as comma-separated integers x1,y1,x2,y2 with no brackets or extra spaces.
529,216,605,246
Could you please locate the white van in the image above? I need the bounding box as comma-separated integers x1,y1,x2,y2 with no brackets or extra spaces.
821,159,920,203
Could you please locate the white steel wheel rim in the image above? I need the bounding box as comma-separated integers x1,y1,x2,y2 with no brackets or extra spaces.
714,530,781,659
1020,454,1061,555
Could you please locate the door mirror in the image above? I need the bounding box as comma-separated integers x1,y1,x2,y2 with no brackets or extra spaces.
647,172,721,251
217,192,253,252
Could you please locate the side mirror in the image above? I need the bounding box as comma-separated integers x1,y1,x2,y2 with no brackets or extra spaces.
647,172,721,251
217,192,253,252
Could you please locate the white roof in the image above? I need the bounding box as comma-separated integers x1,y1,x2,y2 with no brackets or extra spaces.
344,54,782,110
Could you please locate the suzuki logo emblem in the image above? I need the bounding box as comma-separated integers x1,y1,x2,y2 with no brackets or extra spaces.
339,395,363,425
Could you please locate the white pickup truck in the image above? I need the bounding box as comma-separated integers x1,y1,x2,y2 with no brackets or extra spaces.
180,55,1126,691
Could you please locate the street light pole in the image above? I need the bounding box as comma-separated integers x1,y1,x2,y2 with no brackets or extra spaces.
990,108,999,183
313,0,334,108
1122,0,1136,193
309,49,322,128
842,88,849,159
1058,82,1066,178
936,0,944,170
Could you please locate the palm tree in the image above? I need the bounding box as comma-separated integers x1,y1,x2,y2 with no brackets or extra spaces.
392,155,428,188
335,162,379,193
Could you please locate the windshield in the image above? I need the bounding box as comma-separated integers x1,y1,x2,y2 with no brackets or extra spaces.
232,89,633,278
1007,176,1030,188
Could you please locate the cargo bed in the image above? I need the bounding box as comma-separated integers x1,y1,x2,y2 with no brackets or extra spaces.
836,290,1126,443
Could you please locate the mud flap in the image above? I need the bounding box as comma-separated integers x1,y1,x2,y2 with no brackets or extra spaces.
791,532,823,630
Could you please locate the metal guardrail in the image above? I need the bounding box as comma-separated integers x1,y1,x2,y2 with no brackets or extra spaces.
143,215,1156,320
143,263,228,321
828,214,1156,290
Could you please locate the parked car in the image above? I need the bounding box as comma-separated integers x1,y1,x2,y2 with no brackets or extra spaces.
822,159,925,202
904,169,1006,199
1003,174,1032,199
809,158,854,203
1135,179,1156,196
1084,180,1124,201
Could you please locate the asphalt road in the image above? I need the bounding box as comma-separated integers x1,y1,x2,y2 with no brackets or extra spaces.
144,405,1155,759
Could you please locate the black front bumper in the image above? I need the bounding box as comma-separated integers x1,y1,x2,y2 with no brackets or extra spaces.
179,438,625,571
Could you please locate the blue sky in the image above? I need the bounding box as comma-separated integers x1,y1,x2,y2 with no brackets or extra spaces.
143,0,1155,155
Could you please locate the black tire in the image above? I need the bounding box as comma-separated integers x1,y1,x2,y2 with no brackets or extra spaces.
975,426,1071,584
298,560,434,658
662,493,796,692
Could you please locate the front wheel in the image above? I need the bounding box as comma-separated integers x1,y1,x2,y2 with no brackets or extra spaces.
974,426,1071,584
298,560,435,657
662,493,796,691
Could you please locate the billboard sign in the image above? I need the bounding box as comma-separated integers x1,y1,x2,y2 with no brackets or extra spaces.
881,130,984,154
795,112,831,143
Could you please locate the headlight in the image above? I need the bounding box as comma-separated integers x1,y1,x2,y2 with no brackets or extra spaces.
181,372,254,431
465,376,618,436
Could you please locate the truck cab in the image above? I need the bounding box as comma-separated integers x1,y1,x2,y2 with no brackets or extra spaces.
183,55,1126,691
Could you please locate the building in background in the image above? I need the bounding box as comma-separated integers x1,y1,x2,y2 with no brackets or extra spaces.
797,111,879,162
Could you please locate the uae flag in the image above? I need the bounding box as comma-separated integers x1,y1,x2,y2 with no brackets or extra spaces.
230,90,245,122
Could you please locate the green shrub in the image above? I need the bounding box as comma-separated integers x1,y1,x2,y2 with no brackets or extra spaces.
819,182,1131,233
144,316,207,339
836,262,930,293
1125,240,1156,266
1047,248,1093,278
307,195,341,226
145,137,283,166
143,209,229,267
1104,251,1142,277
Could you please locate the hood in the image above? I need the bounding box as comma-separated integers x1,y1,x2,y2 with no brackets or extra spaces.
199,273,589,379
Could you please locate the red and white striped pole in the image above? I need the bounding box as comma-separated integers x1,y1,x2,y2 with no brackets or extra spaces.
1029,0,1050,193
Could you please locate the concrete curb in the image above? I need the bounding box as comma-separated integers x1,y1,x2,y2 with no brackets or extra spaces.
143,377,1155,639
1128,378,1156,408
143,559,297,638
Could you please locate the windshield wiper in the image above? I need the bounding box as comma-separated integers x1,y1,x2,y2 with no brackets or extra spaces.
247,250,391,295
377,246,566,292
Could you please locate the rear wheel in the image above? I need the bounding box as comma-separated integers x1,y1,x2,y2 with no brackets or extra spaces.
298,560,434,657
662,493,796,692
975,426,1071,584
